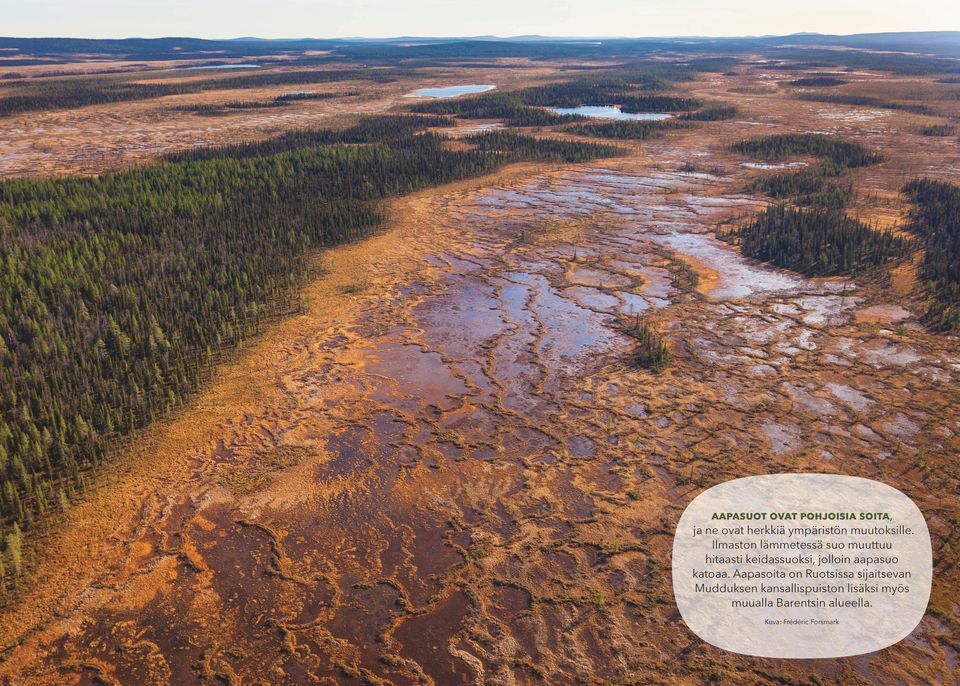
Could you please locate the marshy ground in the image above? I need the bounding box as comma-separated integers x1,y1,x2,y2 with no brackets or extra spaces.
1,55,959,685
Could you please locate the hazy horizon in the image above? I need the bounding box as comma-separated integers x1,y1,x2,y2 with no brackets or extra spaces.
6,30,960,41
4,0,960,41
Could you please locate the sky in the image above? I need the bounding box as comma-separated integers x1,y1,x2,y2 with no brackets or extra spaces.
2,0,959,40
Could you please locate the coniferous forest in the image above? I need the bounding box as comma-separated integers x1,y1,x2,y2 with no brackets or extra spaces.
903,179,960,330
732,133,883,209
719,205,912,276
0,115,619,560
724,134,912,276
0,69,398,117
729,136,960,329
730,133,884,168
565,119,688,140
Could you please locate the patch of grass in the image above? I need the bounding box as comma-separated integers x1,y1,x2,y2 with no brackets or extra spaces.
338,279,370,294
918,124,956,137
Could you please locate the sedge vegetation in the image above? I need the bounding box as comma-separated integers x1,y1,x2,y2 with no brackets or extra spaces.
0,114,620,586
918,124,956,137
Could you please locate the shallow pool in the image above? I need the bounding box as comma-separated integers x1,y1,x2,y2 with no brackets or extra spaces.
407,84,496,98
548,105,673,121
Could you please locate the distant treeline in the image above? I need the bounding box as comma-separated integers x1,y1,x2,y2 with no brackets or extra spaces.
903,179,960,330
796,92,934,115
409,74,706,125
565,119,688,140
732,133,883,209
763,46,960,76
0,114,620,584
0,69,390,117
789,77,848,87
679,104,739,121
767,62,841,71
171,91,353,116
616,95,701,113
172,100,288,115
4,34,960,75
719,205,911,276
731,133,883,168
504,75,669,106
414,71,736,142
723,132,910,278
409,91,583,126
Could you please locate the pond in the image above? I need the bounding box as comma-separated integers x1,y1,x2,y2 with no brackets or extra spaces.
407,84,496,98
548,105,673,121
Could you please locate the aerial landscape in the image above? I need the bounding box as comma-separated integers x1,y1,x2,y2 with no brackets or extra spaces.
0,2,959,684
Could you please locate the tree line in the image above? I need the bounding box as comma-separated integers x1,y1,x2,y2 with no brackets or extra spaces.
565,119,688,140
718,205,912,276
171,91,353,117
902,179,960,330
679,104,739,121
730,133,883,168
796,93,933,115
733,133,882,209
0,69,394,117
789,77,848,87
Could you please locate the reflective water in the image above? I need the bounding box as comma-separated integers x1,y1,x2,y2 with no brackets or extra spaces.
548,105,673,121
407,84,496,98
